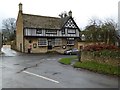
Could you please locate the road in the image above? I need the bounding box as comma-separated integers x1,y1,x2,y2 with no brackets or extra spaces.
0,45,119,88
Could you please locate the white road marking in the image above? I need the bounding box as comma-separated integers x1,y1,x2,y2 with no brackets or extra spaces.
47,59,56,61
58,58,61,60
23,71,59,84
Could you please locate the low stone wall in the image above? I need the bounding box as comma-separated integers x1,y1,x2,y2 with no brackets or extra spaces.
81,51,120,66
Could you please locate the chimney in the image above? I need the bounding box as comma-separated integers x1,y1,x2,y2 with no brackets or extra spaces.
68,10,72,17
19,3,22,12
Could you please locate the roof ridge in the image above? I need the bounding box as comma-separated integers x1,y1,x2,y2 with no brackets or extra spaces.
23,13,60,19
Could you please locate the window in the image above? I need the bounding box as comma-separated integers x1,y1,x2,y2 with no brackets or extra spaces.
38,38,47,46
67,38,74,45
55,38,62,46
36,29,42,34
46,30,57,34
67,29,76,34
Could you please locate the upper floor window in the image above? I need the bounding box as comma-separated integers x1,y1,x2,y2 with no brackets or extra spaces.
46,30,57,34
67,29,76,34
36,29,42,34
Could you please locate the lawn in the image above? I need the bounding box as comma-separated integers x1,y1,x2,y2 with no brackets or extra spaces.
58,57,120,76
73,61,120,76
58,56,77,65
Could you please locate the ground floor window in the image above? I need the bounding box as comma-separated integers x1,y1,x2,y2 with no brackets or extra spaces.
67,38,74,45
38,38,62,47
38,38,47,46
55,38,62,46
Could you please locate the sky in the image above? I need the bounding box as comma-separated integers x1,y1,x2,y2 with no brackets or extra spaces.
0,0,119,30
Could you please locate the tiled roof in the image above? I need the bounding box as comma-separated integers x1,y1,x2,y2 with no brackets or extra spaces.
23,14,70,29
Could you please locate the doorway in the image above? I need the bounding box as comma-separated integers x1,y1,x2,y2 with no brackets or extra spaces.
48,39,52,50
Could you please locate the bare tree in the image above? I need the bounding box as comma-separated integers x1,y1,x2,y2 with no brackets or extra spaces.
102,18,116,44
2,18,16,42
83,17,117,45
59,11,68,18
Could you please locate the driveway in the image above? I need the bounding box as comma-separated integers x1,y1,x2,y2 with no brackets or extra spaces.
1,45,19,56
0,46,119,88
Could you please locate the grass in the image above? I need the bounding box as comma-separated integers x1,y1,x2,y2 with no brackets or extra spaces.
58,56,77,65
59,54,120,76
73,61,120,76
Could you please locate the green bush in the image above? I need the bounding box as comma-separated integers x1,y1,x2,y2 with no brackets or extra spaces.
73,61,120,76
94,50,120,58
84,50,120,58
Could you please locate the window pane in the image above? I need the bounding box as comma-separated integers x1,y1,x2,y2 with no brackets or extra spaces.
67,40,74,45
68,29,75,34
55,38,62,46
38,38,47,46
46,30,57,34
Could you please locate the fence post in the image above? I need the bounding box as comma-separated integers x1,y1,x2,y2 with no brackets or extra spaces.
78,46,83,62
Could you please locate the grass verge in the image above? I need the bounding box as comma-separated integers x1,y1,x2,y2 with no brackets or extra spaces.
59,56,77,65
73,61,120,76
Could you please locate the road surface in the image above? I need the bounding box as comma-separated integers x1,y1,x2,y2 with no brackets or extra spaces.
0,45,119,88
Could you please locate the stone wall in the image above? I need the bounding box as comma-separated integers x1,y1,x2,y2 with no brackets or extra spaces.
16,11,24,52
24,38,78,53
81,51,120,66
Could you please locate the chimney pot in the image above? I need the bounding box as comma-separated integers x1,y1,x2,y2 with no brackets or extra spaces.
68,10,72,17
19,3,22,12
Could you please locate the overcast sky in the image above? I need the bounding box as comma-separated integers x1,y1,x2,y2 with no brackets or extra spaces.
0,0,119,30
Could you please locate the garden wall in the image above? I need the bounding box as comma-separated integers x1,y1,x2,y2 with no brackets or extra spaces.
81,51,120,66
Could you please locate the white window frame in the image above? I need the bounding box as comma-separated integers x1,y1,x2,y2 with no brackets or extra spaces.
55,38,62,46
38,38,48,46
46,30,57,34
67,29,76,34
67,38,74,45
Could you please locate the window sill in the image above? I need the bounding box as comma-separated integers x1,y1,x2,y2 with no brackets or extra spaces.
67,44,74,46
38,45,48,46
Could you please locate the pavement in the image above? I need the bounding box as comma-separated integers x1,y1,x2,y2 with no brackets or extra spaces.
0,45,119,88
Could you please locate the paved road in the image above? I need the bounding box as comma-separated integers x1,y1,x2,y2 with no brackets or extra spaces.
1,45,18,56
0,45,119,88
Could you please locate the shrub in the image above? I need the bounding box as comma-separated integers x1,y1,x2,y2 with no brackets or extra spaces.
92,50,120,58
83,44,118,51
